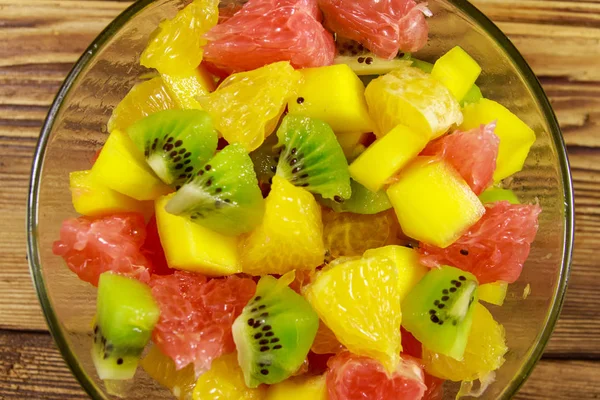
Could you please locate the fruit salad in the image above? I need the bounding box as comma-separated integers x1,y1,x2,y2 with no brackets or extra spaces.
53,0,542,399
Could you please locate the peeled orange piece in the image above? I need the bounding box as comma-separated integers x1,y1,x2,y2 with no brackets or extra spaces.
141,345,196,400
305,256,402,371
311,321,344,355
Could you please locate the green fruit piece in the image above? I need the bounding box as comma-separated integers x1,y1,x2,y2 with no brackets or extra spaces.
165,143,265,236
250,133,279,189
478,187,520,205
410,58,434,73
334,37,412,76
402,265,479,360
233,274,319,388
319,179,391,214
275,114,351,201
127,109,218,189
92,273,160,381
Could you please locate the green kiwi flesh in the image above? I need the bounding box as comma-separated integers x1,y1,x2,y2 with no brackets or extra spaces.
334,37,412,76
127,109,218,189
275,114,351,201
319,179,391,214
232,275,319,387
165,143,264,236
402,265,479,360
92,273,159,380
250,133,278,191
478,187,520,205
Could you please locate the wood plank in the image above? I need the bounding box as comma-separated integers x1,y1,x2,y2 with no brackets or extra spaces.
0,329,598,399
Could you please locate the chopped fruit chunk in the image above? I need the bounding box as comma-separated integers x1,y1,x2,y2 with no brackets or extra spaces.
387,157,485,248
141,0,219,75
421,122,500,195
419,201,541,284
141,216,173,276
162,65,217,109
239,176,324,275
478,187,520,205
150,272,256,373
155,195,240,276
69,170,153,218
141,345,196,400
305,256,401,370
364,245,428,300
326,352,427,400
288,64,373,134
365,65,463,138
460,99,536,181
193,352,266,400
431,46,482,102
52,213,151,286
336,132,369,160
198,62,302,151
267,375,327,400
312,322,345,355
92,130,172,201
423,303,507,381
462,84,483,106
350,124,428,192
108,77,179,133
402,266,479,360
479,282,509,306
320,179,392,215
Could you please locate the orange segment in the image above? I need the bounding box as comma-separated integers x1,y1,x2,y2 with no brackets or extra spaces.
141,345,196,400
311,321,344,355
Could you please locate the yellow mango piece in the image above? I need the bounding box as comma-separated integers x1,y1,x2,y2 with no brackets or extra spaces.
337,131,368,160
364,245,428,301
431,46,482,102
162,65,216,109
91,130,172,201
266,375,327,400
460,99,536,181
478,281,509,306
155,195,240,276
70,170,154,218
288,64,373,134
386,157,485,248
349,124,428,192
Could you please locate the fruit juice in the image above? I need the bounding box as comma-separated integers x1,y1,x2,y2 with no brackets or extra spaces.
52,0,542,399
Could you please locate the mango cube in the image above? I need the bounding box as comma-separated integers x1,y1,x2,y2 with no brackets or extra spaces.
460,99,536,181
91,130,172,201
266,375,327,400
155,195,240,276
431,46,482,102
70,170,154,218
478,281,509,306
349,124,428,192
386,157,485,248
162,65,216,109
288,64,373,134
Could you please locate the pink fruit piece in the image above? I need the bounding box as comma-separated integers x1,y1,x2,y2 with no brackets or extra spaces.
419,201,542,284
326,351,427,400
52,213,151,286
204,0,335,73
319,0,430,59
422,122,499,195
150,271,256,374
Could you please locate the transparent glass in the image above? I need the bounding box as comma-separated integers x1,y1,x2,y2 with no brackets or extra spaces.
26,0,573,398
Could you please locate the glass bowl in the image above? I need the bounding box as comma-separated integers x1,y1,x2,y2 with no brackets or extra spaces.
26,0,574,398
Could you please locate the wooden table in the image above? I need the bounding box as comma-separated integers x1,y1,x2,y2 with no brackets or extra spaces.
0,0,598,398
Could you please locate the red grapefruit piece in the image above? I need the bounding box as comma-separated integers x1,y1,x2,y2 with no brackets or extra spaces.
140,216,174,276
319,0,430,59
150,272,256,373
52,213,151,286
419,201,542,284
326,351,426,400
422,122,499,195
204,0,335,73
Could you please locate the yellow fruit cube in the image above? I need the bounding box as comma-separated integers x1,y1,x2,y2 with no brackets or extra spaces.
155,195,240,276
349,124,428,192
431,46,482,102
460,99,536,181
288,64,373,134
478,281,508,306
386,157,485,248
365,64,463,138
162,65,216,109
364,245,428,301
239,176,324,275
70,170,154,218
92,130,172,201
266,375,327,400
336,131,368,160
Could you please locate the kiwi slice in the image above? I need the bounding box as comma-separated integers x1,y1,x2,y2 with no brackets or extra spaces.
274,114,351,201
233,274,319,387
319,179,391,214
334,37,412,76
165,143,264,236
402,266,479,360
128,109,218,189
250,133,279,191
92,273,159,380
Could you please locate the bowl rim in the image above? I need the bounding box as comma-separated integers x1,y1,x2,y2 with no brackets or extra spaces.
26,0,574,398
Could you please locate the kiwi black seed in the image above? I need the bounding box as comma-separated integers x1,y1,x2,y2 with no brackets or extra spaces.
127,109,218,189
333,37,413,78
